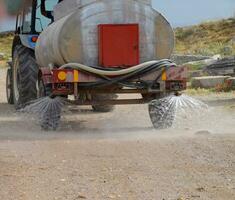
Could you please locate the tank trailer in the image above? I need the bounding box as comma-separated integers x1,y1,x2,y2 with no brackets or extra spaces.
6,0,187,129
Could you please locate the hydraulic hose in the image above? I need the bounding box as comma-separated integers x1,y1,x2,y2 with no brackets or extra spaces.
59,60,176,76
58,59,176,88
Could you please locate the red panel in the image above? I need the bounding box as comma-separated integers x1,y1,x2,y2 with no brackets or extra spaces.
98,24,139,67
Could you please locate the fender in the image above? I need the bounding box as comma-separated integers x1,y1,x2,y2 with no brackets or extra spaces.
19,34,38,50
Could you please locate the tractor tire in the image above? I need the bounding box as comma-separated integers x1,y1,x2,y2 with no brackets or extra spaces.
12,45,38,109
149,97,176,130
92,94,117,112
6,68,14,104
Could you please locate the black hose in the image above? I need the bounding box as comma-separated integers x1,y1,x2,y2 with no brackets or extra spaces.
78,61,174,88
62,60,175,89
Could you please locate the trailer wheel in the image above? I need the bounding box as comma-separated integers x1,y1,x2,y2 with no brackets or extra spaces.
12,45,38,109
40,103,61,131
149,98,176,129
37,78,52,98
92,94,117,112
36,78,60,131
6,68,14,104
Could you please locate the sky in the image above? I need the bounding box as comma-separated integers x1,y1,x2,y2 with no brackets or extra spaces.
0,0,235,31
153,0,235,27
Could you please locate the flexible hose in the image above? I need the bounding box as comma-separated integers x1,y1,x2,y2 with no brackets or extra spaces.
59,60,176,76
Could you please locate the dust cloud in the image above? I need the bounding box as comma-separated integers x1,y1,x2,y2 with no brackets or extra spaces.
0,69,235,200
1,66,235,139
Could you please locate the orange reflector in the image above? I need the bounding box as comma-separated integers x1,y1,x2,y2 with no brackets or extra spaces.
58,71,67,81
31,36,38,43
162,69,167,81
73,70,79,82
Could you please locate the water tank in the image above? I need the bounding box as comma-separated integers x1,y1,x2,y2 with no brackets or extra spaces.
35,0,175,68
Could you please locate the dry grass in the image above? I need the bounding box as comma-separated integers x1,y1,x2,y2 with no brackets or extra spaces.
0,33,13,68
175,18,235,56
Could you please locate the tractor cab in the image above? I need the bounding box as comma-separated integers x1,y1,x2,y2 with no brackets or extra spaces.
13,0,59,49
7,0,61,108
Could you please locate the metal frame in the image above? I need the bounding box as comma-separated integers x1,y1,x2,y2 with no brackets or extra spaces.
69,98,150,106
48,67,186,106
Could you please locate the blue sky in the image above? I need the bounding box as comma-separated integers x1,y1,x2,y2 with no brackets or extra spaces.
0,0,235,31
153,0,235,27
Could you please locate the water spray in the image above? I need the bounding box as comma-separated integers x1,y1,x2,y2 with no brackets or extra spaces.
19,91,209,131
149,93,209,130
20,96,66,130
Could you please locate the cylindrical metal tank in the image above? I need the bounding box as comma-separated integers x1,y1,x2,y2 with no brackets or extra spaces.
35,0,174,68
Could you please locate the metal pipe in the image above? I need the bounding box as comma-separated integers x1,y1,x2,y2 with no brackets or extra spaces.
67,98,149,106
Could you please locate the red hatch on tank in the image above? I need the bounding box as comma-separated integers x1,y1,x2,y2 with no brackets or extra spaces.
98,24,139,68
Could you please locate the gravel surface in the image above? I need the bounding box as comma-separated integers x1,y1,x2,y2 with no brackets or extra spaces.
0,68,235,200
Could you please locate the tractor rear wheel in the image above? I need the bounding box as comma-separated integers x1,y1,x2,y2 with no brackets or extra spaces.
92,94,117,112
149,97,176,129
12,45,38,109
6,68,14,104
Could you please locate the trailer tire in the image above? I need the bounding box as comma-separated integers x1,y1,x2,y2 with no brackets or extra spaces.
37,78,52,98
149,97,175,129
12,45,38,109
92,94,117,112
6,68,14,104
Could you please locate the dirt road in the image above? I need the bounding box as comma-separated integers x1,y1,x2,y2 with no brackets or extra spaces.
0,68,235,200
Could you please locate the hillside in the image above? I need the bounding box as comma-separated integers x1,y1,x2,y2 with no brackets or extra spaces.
175,18,235,56
0,32,13,68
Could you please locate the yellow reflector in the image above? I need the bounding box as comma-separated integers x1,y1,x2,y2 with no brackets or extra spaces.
58,71,67,81
74,70,79,82
162,70,167,81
